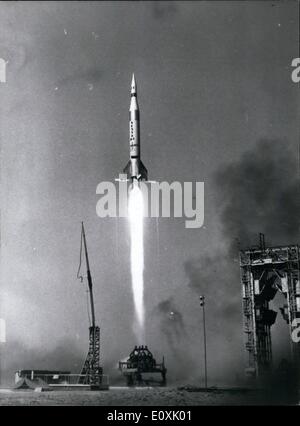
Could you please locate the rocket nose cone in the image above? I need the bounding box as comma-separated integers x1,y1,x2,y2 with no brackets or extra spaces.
131,73,136,94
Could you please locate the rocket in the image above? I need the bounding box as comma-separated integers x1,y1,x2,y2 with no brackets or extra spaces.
123,74,148,182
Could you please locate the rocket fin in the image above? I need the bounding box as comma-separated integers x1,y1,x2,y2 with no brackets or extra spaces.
123,160,148,181
138,161,148,181
123,160,131,178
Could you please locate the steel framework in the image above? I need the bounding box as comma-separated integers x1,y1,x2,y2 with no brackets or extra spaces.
77,223,103,387
240,244,300,378
79,325,102,385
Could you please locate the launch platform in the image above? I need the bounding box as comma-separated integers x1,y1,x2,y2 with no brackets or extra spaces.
119,346,167,387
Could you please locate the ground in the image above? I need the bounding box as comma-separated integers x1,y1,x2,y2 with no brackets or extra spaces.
0,386,298,406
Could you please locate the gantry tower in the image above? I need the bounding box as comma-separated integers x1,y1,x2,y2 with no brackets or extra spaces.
240,239,300,378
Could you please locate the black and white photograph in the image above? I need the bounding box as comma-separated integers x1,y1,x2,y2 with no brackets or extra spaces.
0,0,299,411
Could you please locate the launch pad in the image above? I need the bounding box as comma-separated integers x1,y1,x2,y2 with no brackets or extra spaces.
119,346,167,387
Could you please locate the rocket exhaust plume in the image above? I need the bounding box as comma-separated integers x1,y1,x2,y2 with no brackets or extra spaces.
128,183,145,343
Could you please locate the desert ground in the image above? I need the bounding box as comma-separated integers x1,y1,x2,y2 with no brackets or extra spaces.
0,386,297,406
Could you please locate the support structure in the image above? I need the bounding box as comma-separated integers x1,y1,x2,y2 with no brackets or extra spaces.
78,223,103,386
79,325,102,385
240,243,300,378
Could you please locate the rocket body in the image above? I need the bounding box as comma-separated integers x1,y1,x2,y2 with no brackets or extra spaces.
123,74,148,181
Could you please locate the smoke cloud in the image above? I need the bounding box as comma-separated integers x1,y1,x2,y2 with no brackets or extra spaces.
183,139,299,383
153,297,185,348
151,297,198,383
215,139,299,253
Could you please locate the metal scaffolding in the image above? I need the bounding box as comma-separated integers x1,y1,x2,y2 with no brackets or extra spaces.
240,243,300,378
77,223,103,387
79,325,102,385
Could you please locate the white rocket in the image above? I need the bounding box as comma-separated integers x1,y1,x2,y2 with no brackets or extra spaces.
123,74,148,182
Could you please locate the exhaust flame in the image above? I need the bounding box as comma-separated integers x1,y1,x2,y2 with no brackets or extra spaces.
128,183,145,343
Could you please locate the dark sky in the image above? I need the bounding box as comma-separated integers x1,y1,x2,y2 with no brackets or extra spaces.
0,1,299,384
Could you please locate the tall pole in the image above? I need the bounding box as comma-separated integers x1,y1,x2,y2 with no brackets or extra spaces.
199,296,207,389
81,222,96,328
